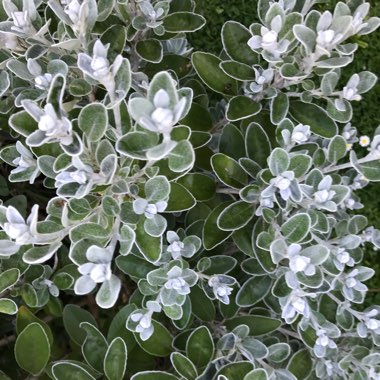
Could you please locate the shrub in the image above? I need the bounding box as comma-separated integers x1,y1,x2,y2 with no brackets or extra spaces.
0,0,380,379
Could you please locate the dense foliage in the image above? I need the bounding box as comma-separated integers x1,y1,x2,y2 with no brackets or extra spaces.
1,0,380,379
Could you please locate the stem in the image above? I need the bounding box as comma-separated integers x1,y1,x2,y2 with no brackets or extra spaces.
322,155,379,175
279,327,302,340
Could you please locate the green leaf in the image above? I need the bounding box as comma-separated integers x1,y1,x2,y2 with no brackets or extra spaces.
289,155,312,178
135,219,162,262
281,213,311,243
245,123,271,168
164,12,206,32
203,201,234,250
107,304,137,352
180,102,212,132
350,151,380,181
69,79,92,96
293,25,316,54
287,349,312,379
225,315,281,336
0,299,17,315
9,111,38,137
136,39,163,63
135,320,173,357
131,372,179,380
217,201,254,231
226,96,262,121
192,52,239,96
171,352,197,380
177,173,216,201
166,182,196,212
168,140,195,172
269,148,289,176
186,326,214,368
116,131,159,159
145,175,170,202
327,135,347,163
211,153,248,189
189,285,216,321
16,306,54,345
219,123,246,160
270,92,289,125
222,21,258,65
116,254,156,279
236,276,272,307
70,223,109,243
101,25,127,60
0,268,20,293
104,337,127,380
289,101,337,138
15,323,50,375
52,362,96,380
80,322,108,372
217,362,255,380
62,304,97,346
78,103,108,142
220,61,256,81
244,369,268,380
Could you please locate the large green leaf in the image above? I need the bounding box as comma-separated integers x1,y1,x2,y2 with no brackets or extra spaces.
171,352,197,380
104,337,127,380
186,326,214,368
78,103,108,142
135,219,162,262
226,96,261,121
281,213,311,243
136,39,163,63
289,101,337,138
245,123,271,168
236,276,272,307
222,21,258,65
177,173,216,201
80,322,108,372
131,372,179,380
15,323,50,375
217,201,255,231
164,12,206,32
287,349,312,379
166,182,196,212
211,153,248,189
135,320,173,357
192,52,239,96
203,201,234,250
225,315,281,336
52,362,96,380
62,304,97,346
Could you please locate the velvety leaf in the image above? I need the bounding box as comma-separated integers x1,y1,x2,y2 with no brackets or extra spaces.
217,201,254,231
192,52,239,96
171,352,197,380
186,326,214,368
225,315,281,336
281,213,311,243
52,362,96,380
245,123,271,168
226,96,262,121
177,173,216,201
164,12,206,32
78,103,108,142
136,39,163,63
289,101,337,138
15,323,50,375
222,21,258,65
236,276,272,307
166,182,196,212
104,337,127,380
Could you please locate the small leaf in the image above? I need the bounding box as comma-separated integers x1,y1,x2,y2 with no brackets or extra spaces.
164,12,206,32
62,304,97,346
327,135,347,163
168,140,195,172
166,182,196,212
135,320,173,357
78,103,108,142
136,39,163,63
270,92,289,125
289,101,337,138
104,337,127,380
171,352,197,380
226,96,261,121
281,213,311,243
225,315,281,336
211,153,248,189
217,201,254,231
0,299,18,315
186,326,214,368
203,202,234,250
15,323,50,375
52,362,96,380
222,21,258,65
269,148,289,176
192,52,239,96
0,268,20,293
81,322,108,372
236,276,272,307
